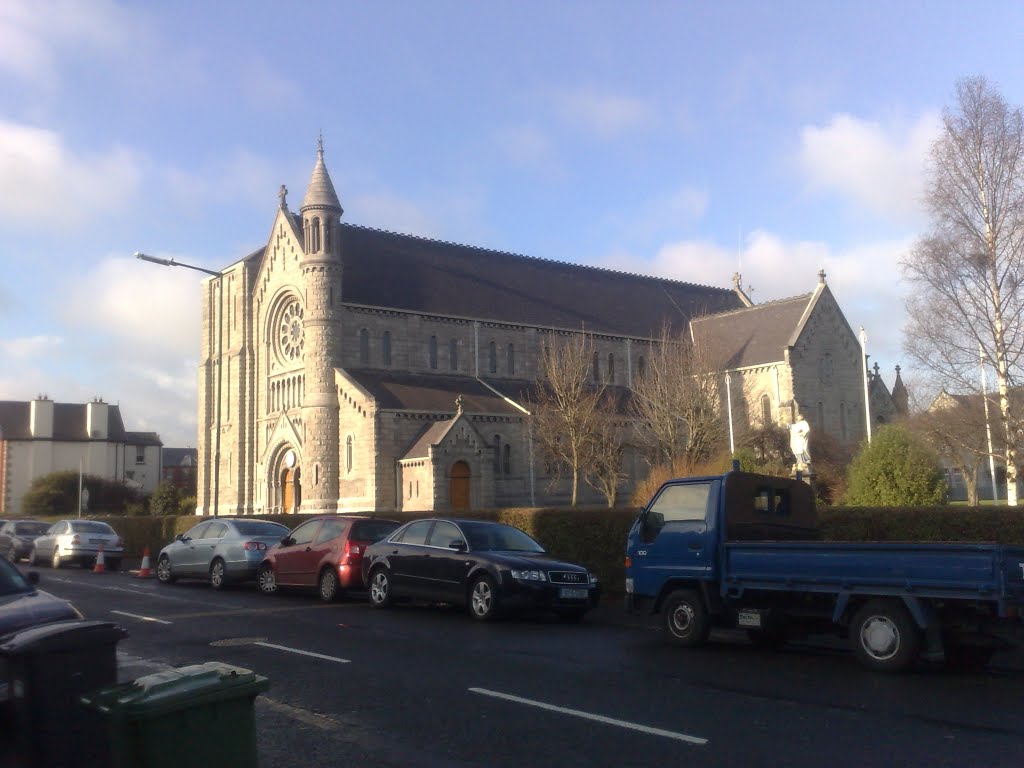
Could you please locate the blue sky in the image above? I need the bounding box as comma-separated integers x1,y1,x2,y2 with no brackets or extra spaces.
2,1,1023,447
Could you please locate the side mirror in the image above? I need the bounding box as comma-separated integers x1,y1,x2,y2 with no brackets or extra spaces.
175,533,185,542
27,572,40,585
448,539,467,552
281,537,294,547
648,511,665,529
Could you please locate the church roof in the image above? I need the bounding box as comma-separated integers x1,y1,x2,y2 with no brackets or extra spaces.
403,419,457,460
343,370,528,414
300,145,342,212
0,401,130,442
690,293,812,369
246,222,743,338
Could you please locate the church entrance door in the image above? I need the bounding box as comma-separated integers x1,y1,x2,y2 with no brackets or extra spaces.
282,467,301,513
449,461,470,511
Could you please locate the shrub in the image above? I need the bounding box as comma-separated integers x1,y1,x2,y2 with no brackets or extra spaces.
178,496,197,515
844,425,947,506
149,482,180,516
21,471,142,516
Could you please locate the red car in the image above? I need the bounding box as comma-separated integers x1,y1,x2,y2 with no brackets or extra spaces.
258,516,400,601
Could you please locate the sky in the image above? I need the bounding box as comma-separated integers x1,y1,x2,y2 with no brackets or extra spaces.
2,1,1023,448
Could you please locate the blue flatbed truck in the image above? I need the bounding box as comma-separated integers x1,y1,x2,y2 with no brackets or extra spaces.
625,467,1024,672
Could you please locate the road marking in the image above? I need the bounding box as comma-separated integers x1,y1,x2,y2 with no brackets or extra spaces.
111,610,173,625
468,688,708,745
253,641,350,664
258,696,338,730
166,604,340,620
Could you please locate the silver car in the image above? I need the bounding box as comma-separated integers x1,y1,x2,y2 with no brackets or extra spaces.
156,518,290,590
29,520,124,570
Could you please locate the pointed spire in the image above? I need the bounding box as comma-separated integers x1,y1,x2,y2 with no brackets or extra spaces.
301,138,342,214
892,364,909,414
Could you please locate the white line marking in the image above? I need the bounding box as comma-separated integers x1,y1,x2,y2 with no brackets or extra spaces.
111,610,173,625
253,642,350,664
468,688,708,745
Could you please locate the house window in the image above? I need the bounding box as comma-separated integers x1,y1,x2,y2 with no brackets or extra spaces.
359,328,369,364
345,435,353,473
449,339,458,371
507,343,515,375
382,331,392,366
607,353,615,383
429,336,438,369
760,394,772,427
493,435,501,473
135,446,145,464
488,341,497,374
592,351,600,382
503,444,511,474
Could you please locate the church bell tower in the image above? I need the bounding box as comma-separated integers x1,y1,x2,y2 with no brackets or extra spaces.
298,137,344,513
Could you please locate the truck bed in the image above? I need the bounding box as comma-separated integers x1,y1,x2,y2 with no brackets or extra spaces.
722,541,1024,606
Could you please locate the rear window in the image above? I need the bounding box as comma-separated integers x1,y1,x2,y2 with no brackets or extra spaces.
15,522,50,536
70,521,115,534
232,521,289,537
351,520,399,542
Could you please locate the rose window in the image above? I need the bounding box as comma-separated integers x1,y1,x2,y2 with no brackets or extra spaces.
277,300,304,362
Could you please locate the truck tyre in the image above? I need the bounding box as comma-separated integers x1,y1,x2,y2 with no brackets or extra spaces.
663,590,710,648
851,599,922,673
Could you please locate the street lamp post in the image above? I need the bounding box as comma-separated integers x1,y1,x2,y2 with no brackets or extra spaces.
860,327,872,444
135,252,222,517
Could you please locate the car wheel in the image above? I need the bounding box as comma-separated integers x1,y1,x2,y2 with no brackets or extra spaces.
369,568,393,608
469,575,499,621
554,608,587,624
258,564,277,595
851,599,922,673
156,555,176,584
319,568,340,603
51,547,62,569
28,546,38,567
209,559,227,590
662,589,710,648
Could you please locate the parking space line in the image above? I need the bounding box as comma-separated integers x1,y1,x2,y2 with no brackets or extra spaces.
111,610,173,625
468,687,708,745
253,642,350,664
258,696,339,730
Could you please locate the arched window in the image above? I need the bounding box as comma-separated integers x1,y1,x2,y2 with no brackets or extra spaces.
840,400,848,441
345,435,353,473
489,341,497,374
382,331,392,366
761,394,772,427
503,444,511,474
493,434,501,473
359,328,369,364
449,338,458,371
592,351,600,383
817,401,825,430
429,336,438,369
311,217,321,252
637,356,645,379
607,353,615,383
507,343,515,375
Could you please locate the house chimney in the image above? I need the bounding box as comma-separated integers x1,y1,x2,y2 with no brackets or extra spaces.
30,395,54,438
87,398,109,440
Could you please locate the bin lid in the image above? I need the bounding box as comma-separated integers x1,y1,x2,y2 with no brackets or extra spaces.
0,619,128,655
82,661,269,719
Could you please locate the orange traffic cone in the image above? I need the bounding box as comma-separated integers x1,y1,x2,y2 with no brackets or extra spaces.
135,546,152,578
93,542,106,574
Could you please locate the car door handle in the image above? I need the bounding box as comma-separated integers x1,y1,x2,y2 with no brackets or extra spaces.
391,550,398,555
688,542,703,550
305,547,312,552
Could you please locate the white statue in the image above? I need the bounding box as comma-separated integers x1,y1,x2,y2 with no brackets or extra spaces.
789,419,811,469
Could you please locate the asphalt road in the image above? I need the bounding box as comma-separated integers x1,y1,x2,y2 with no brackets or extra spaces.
7,565,1024,768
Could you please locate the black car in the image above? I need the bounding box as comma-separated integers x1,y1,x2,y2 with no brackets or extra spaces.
0,520,53,562
0,557,82,703
361,519,601,621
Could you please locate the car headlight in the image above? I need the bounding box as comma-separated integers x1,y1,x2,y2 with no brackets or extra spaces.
589,573,599,584
510,569,547,582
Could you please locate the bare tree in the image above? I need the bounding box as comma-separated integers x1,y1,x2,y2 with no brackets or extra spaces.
907,393,991,505
531,332,605,507
631,323,726,468
902,76,1024,504
584,396,629,507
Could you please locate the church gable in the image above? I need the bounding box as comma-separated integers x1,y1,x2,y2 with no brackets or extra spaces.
260,412,303,465
254,206,305,318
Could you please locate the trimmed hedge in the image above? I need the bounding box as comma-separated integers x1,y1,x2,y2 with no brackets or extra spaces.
25,504,1024,596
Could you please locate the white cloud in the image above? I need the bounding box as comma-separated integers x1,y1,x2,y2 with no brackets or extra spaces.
0,335,63,360
162,148,278,212
554,87,656,139
0,120,143,228
798,112,941,223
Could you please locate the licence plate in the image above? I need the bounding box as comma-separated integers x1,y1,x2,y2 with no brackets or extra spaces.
90,539,107,545
737,610,763,628
558,588,588,600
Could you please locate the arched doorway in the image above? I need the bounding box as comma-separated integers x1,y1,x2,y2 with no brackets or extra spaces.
449,461,471,511
278,449,301,513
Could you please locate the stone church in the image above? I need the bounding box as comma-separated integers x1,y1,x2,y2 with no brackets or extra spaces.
196,144,892,516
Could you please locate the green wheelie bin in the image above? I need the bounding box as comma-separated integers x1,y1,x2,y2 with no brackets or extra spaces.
81,661,269,768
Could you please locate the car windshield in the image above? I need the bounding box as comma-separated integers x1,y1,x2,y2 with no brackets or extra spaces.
351,520,400,542
69,521,114,534
461,522,545,553
0,557,31,596
14,522,50,536
232,521,289,537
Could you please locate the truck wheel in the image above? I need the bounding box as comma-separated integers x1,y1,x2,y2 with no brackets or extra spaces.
851,600,922,673
663,590,710,648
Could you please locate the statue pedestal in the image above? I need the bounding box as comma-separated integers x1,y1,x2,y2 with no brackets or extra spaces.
791,466,817,495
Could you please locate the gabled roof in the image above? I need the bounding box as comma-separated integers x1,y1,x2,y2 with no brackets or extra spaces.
343,370,528,414
0,401,130,442
403,419,457,460
690,293,812,369
125,431,163,447
242,222,743,338
163,448,198,466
